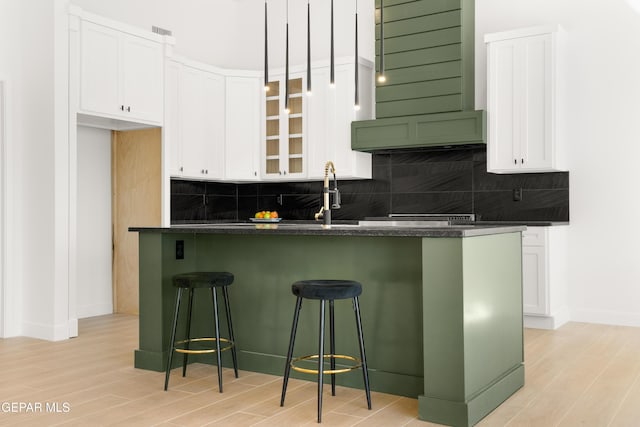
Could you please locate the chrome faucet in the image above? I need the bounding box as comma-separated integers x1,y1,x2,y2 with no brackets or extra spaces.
314,161,341,228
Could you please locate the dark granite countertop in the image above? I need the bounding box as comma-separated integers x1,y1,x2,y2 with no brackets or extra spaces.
130,221,526,238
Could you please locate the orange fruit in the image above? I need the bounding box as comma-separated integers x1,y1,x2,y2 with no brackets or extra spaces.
271,211,279,218
255,211,264,219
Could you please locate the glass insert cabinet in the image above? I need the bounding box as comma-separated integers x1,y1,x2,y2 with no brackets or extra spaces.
264,76,305,179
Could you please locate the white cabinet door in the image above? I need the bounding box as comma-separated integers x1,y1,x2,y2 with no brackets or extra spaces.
486,27,564,173
79,20,163,125
121,34,164,123
522,244,547,315
80,21,120,117
177,66,225,180
225,76,260,181
165,60,182,176
307,62,372,180
262,73,307,180
202,73,225,179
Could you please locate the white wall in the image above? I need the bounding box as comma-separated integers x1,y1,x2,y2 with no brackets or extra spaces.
76,126,113,318
476,0,640,326
0,0,70,339
69,0,375,69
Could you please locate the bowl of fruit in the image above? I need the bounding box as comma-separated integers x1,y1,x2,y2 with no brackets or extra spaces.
250,211,281,223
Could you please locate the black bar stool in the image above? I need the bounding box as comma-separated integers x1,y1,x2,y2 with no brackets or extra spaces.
280,279,371,423
164,271,238,393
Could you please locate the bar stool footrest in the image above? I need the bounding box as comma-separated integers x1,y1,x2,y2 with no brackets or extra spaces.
291,354,362,375
174,337,234,355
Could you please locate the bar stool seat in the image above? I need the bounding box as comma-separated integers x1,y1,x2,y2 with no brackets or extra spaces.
164,271,238,393
280,279,371,423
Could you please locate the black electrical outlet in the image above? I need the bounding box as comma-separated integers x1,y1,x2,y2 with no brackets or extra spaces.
513,188,523,202
176,240,184,260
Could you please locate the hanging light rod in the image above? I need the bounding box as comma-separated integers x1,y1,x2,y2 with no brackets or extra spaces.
330,0,335,88
307,0,312,96
378,0,386,83
264,0,269,91
284,0,290,114
354,0,360,110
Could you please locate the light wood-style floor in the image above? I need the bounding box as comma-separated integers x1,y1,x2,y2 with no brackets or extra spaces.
0,315,639,426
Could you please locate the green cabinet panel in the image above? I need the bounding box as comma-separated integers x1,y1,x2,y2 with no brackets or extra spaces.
380,61,462,85
376,78,461,103
379,0,460,23
375,44,461,72
377,94,462,118
352,110,486,151
375,10,461,39
376,27,462,55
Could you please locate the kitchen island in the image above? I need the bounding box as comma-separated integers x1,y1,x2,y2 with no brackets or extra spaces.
130,222,525,427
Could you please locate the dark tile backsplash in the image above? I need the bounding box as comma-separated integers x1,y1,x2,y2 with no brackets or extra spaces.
171,146,569,223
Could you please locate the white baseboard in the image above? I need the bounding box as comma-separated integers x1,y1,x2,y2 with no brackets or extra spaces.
22,320,72,341
524,308,570,330
77,303,113,320
570,308,640,328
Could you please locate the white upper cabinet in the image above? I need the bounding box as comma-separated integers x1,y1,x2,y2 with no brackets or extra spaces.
485,26,566,173
79,20,164,125
166,59,225,180
225,75,261,181
307,60,373,180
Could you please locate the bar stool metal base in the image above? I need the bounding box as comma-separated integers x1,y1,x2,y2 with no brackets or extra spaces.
280,280,372,423
164,272,238,394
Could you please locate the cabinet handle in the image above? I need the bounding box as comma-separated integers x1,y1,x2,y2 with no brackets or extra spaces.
180,166,183,172
514,159,517,165
201,169,205,174
120,105,125,111
279,171,282,175
521,158,524,164
254,171,257,176
126,106,131,112
205,169,208,174
283,171,287,175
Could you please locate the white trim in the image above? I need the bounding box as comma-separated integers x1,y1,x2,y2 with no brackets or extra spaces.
77,303,113,319
0,79,19,338
483,24,562,43
570,308,640,328
524,308,570,330
0,80,4,337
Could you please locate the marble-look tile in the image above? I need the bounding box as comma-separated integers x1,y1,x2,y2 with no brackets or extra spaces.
171,194,206,222
392,192,473,214
392,161,473,192
206,182,237,196
474,189,569,221
332,193,391,220
171,179,206,195
205,195,237,221
391,146,474,165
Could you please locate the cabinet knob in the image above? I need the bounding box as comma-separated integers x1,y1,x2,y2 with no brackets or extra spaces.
205,169,209,174
279,171,282,175
201,169,205,174
180,166,183,172
254,171,257,176
283,171,287,175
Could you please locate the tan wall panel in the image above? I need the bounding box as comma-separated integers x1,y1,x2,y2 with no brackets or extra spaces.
112,128,161,314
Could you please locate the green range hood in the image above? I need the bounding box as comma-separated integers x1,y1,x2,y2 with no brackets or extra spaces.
352,0,485,151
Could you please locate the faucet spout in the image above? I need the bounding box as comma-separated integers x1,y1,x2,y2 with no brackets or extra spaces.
315,161,339,228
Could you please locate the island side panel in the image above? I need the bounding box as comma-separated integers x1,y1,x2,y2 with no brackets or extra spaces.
135,232,197,370
419,232,524,427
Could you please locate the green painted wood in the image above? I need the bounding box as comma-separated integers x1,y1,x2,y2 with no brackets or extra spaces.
380,0,460,23
418,233,524,426
136,233,425,396
375,10,461,39
377,94,463,118
376,27,461,55
379,61,462,85
376,78,461,103
460,0,475,111
351,110,486,151
133,229,523,427
375,44,461,71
